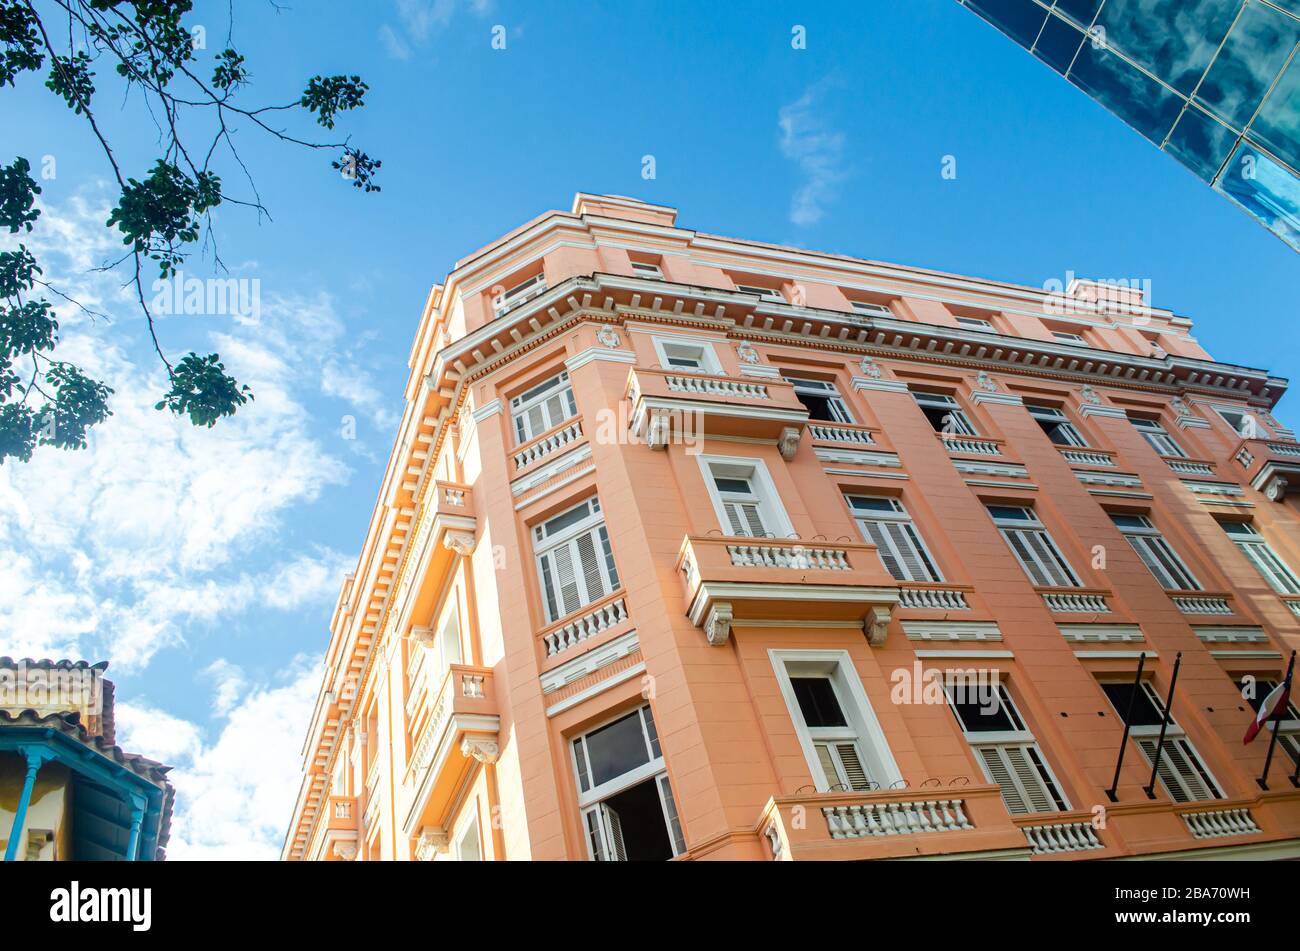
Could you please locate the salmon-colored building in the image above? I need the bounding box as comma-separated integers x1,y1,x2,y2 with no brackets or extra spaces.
283,194,1300,862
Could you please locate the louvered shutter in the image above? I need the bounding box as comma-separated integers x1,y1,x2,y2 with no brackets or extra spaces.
548,543,582,618
978,746,1030,815
1126,534,1198,591
814,743,841,789
601,804,627,861
724,501,767,538
835,743,871,791
657,776,687,855
585,810,606,860
977,744,1061,815
1137,737,1219,802
1236,542,1300,594
1003,528,1076,586
858,519,903,578
574,531,606,603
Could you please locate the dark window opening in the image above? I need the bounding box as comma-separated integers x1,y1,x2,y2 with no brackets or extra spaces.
791,677,847,728
602,778,673,861
795,392,837,421
1101,682,1166,727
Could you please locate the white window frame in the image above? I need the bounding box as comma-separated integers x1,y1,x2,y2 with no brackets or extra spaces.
510,369,578,445
770,649,903,793
493,272,547,315
650,333,724,374
533,496,621,623
1130,416,1187,458
846,495,943,583
697,455,795,539
1101,681,1223,802
1213,406,1268,440
912,390,977,436
1221,522,1300,594
849,300,893,318
734,283,785,303
1051,330,1086,344
630,260,664,280
1027,403,1089,448
1111,514,1201,591
955,315,994,330
453,808,483,861
988,506,1082,588
571,704,685,861
786,375,855,424
944,679,1069,815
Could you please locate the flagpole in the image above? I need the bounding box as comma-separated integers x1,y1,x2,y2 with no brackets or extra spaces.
1144,652,1182,801
1258,650,1296,791
1106,652,1145,803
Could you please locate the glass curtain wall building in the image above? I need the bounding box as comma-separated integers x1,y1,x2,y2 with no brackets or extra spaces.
956,1,1300,251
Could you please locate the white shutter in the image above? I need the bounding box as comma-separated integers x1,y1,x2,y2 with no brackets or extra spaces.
1125,533,1199,591
976,744,1062,815
1235,541,1300,594
724,501,768,538
538,522,619,622
814,743,840,789
858,518,939,582
656,775,687,856
601,803,627,861
834,743,871,791
1002,527,1078,587
1137,737,1220,802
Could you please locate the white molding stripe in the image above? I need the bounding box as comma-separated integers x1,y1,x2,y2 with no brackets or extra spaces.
814,446,903,468
1192,626,1269,644
565,346,638,372
913,649,1014,658
1072,650,1158,659
902,620,1003,641
1208,650,1283,660
470,398,503,421
1058,624,1144,643
971,391,1025,407
546,662,647,718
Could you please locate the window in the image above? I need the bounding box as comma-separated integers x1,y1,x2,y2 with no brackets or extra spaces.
573,705,685,861
511,370,578,444
1237,678,1300,767
1130,416,1187,458
988,506,1081,587
786,376,854,423
1110,514,1201,591
533,497,621,623
1215,407,1266,439
734,283,785,303
849,300,893,318
847,496,942,583
912,390,976,436
651,336,721,374
1221,522,1300,594
773,650,902,793
700,457,792,539
493,272,547,315
955,315,994,330
630,260,663,280
1051,330,1086,344
454,814,482,861
423,613,463,689
1027,404,1088,448
946,681,1068,815
1100,681,1222,803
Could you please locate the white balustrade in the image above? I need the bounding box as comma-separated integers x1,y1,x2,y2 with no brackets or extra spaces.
543,597,630,657
727,544,851,571
514,420,583,469
808,424,875,445
1042,592,1110,613
1166,460,1214,475
1173,595,1232,616
940,435,1001,456
664,375,769,399
823,799,972,839
1181,808,1260,839
1022,821,1104,854
898,587,970,610
1062,450,1116,468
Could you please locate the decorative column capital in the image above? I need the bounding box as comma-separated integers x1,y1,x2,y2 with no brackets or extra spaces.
704,602,733,647
865,605,892,647
415,826,449,861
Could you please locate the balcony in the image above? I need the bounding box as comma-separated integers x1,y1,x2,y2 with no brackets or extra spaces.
512,418,585,473
1169,590,1235,617
314,796,359,861
897,582,974,612
626,367,808,451
391,481,477,632
1015,813,1107,857
1232,437,1300,502
938,433,1004,457
538,589,632,659
1035,586,1112,615
807,422,879,447
1057,446,1117,469
402,664,500,839
676,535,899,646
758,783,1028,861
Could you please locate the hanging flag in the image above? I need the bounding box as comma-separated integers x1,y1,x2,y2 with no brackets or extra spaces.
1244,681,1292,745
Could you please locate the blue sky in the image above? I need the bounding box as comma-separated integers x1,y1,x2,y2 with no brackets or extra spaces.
1,0,1295,858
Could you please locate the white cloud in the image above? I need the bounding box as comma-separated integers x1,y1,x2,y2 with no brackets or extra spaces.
115,658,321,860
0,191,387,672
779,80,849,228
380,0,495,59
